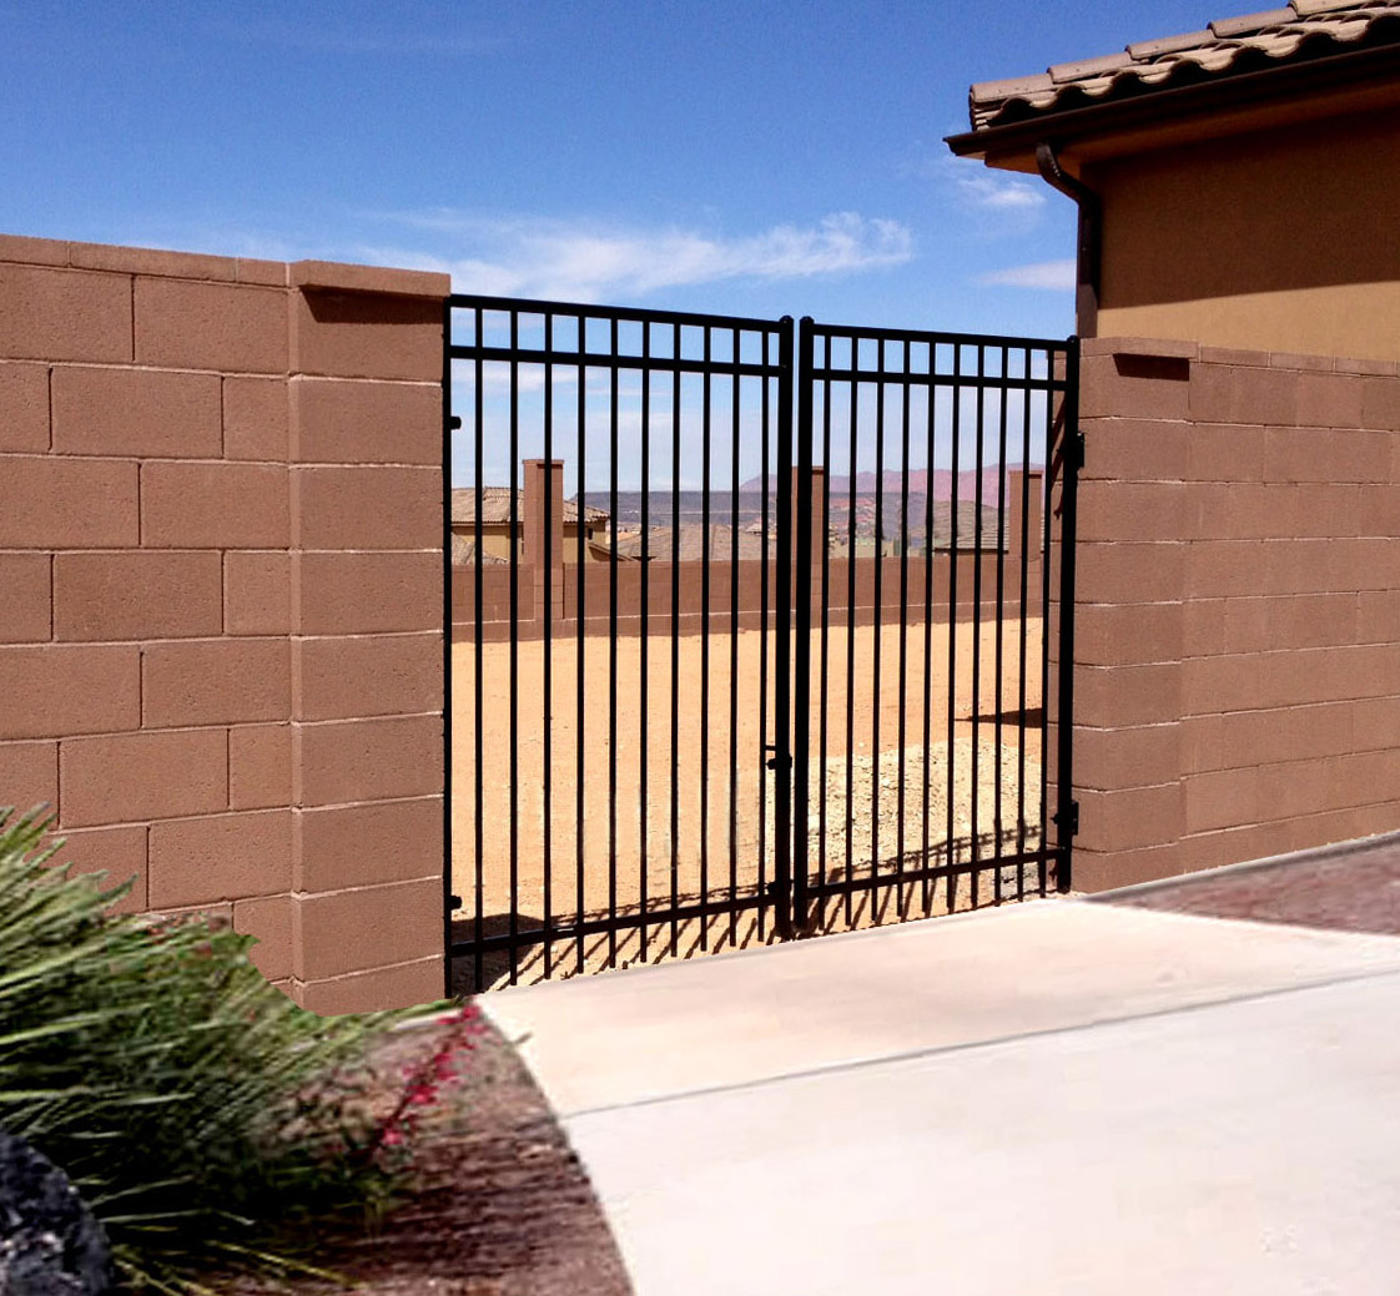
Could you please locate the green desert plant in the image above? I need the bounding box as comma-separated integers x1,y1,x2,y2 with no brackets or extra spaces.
0,804,450,1294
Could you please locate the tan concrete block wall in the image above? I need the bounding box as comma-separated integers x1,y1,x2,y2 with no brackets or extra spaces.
0,234,448,1013
1072,338,1400,892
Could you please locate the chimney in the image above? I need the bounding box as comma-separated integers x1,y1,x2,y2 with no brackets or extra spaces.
523,459,565,619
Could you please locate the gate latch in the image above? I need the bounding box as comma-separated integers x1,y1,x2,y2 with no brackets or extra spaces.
764,743,792,772
1051,799,1080,837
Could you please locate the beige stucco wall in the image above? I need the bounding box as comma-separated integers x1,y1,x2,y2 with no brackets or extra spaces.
1090,106,1400,365
452,520,600,563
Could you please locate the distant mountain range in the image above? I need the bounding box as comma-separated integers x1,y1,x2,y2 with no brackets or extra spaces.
738,466,1033,501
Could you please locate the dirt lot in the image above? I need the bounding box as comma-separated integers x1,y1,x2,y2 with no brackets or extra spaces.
452,618,1046,987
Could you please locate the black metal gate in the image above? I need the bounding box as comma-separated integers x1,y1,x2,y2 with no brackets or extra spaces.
444,296,1078,994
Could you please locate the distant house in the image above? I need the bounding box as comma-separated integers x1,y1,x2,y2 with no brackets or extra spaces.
450,487,608,566
946,1,1400,363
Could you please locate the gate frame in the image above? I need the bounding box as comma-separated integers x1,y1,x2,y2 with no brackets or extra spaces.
443,297,1080,993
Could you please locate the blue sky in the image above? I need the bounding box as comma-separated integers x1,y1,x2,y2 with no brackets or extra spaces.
2,1,1217,490
2,0,1219,337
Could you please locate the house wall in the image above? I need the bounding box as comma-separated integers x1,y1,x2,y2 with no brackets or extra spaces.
451,520,600,564
0,232,448,1014
1065,337,1400,891
1090,107,1400,364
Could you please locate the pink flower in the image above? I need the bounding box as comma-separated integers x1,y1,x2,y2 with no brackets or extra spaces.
382,1128,404,1147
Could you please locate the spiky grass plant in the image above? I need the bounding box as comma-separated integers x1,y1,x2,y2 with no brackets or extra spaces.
0,805,445,1294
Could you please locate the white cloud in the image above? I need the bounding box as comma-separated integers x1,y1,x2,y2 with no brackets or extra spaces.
977,259,1077,290
923,153,1047,214
359,211,914,301
955,170,1046,210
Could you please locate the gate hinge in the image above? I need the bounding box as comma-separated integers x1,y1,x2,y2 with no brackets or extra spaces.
448,415,463,431
448,893,463,911
1051,799,1080,838
764,743,792,772
1071,430,1085,471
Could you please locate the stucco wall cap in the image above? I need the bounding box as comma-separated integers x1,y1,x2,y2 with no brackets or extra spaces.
291,259,451,299
1081,337,1200,360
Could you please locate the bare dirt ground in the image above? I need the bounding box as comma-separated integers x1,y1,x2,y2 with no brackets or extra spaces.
228,1015,632,1296
452,618,1046,988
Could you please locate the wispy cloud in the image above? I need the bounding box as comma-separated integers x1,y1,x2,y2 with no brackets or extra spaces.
915,153,1047,216
359,211,914,301
952,168,1046,211
977,259,1076,290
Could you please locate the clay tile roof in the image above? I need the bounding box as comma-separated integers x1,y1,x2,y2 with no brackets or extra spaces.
449,487,607,526
966,1,1400,132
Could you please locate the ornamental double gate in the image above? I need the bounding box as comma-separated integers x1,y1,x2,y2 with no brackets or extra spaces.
444,296,1079,994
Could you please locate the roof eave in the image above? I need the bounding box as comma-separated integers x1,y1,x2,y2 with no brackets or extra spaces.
945,37,1400,165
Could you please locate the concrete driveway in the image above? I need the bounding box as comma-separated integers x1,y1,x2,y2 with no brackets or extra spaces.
484,898,1400,1295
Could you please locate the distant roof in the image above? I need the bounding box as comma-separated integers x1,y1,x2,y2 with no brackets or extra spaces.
450,534,507,566
962,1,1400,135
450,487,607,526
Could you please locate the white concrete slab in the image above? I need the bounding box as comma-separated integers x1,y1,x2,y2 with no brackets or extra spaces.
485,900,1400,1115
566,969,1400,1296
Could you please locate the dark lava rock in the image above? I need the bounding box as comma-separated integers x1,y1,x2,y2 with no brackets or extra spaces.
0,1130,112,1296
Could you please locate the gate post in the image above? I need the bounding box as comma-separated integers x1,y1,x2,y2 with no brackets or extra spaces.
772,318,796,938
287,262,449,1014
1052,336,1082,891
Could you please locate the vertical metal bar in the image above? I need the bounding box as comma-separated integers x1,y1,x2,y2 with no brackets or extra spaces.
670,323,682,956
608,317,620,968
472,307,485,993
871,338,885,912
1017,347,1032,902
792,317,815,933
639,325,651,964
970,345,985,909
1055,336,1081,893
576,316,587,976
895,340,911,919
758,331,771,941
818,334,833,931
844,360,858,929
1038,353,1054,897
542,313,555,975
921,346,935,916
994,347,1009,902
441,299,455,996
945,345,962,913
700,326,712,950
729,329,741,949
772,316,795,939
508,311,521,983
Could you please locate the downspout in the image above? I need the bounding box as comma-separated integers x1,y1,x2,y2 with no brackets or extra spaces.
1035,141,1100,338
